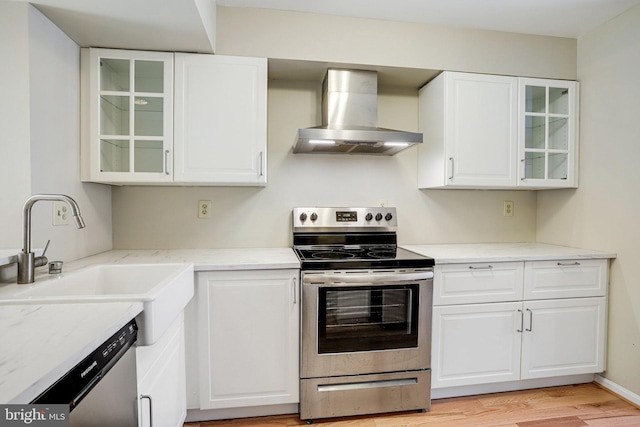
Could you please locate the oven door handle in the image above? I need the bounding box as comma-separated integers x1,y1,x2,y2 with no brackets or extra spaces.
303,271,433,285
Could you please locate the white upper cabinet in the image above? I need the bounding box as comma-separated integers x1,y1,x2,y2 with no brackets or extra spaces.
174,54,267,185
81,48,174,184
81,49,267,186
418,72,579,190
518,78,579,188
418,72,518,189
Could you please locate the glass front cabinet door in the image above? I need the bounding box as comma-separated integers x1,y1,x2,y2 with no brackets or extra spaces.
518,78,579,188
81,48,174,184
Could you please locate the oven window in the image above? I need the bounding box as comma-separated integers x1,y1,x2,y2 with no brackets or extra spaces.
318,285,419,354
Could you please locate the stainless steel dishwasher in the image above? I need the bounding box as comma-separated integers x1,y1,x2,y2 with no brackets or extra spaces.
31,319,139,426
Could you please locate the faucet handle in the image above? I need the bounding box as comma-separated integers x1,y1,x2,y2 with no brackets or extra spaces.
41,239,50,258
34,239,50,268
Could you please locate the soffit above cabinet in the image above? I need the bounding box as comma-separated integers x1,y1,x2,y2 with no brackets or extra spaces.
23,0,217,53
268,58,441,88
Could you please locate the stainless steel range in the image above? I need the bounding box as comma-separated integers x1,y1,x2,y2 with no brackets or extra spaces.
293,207,434,422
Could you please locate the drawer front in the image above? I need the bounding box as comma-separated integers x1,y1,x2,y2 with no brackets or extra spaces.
524,259,608,300
435,262,524,305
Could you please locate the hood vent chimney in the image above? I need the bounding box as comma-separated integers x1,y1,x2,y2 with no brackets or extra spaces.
293,69,422,155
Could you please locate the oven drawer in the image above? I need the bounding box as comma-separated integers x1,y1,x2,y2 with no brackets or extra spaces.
300,370,431,421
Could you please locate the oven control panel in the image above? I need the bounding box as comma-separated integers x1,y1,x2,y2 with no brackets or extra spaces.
293,207,397,230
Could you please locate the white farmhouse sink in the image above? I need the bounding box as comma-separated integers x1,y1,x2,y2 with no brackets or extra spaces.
0,264,194,346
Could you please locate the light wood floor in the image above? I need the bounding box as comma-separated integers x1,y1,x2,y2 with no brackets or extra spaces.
185,383,640,426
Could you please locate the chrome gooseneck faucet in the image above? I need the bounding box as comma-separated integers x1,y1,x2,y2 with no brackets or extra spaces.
17,194,86,284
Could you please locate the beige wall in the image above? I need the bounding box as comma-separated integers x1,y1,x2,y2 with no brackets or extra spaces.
0,3,32,251
537,4,640,395
114,7,573,249
215,7,577,80
0,4,112,281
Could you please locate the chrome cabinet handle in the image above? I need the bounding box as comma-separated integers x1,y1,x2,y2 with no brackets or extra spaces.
164,150,170,175
292,277,297,304
141,395,153,427
259,152,264,177
516,309,523,333
469,265,493,270
449,157,454,180
557,261,580,266
525,308,533,332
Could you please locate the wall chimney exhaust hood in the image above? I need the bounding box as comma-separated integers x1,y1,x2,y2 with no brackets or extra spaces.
293,69,423,155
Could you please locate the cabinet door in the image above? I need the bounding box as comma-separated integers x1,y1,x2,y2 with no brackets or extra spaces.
137,314,187,427
197,269,299,409
418,72,518,188
432,302,522,388
81,48,174,184
518,78,579,188
174,54,267,185
520,297,606,379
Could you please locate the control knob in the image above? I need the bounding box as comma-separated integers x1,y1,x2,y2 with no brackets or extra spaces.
299,212,307,222
365,213,373,221
385,213,393,221
310,212,318,221
375,213,383,221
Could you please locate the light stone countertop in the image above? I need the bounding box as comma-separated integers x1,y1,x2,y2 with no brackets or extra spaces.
401,242,617,264
0,247,299,404
0,302,143,404
1,244,618,404
77,248,301,272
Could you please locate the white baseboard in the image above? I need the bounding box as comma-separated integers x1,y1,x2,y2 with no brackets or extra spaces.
185,403,298,422
594,374,640,407
431,374,595,400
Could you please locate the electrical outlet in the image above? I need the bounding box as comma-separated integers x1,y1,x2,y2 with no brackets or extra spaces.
53,201,70,226
503,201,514,217
198,200,212,219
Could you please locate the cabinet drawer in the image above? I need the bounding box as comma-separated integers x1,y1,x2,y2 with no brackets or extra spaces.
524,259,608,300
434,262,524,305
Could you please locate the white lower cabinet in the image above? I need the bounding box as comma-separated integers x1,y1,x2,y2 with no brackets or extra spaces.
136,313,187,427
432,297,606,388
196,269,299,410
520,297,606,379
433,302,522,388
431,259,608,390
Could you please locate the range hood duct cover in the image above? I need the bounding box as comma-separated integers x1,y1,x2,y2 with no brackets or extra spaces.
294,69,423,155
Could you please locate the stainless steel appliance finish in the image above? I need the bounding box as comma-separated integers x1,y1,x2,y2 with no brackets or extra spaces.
32,320,138,426
293,207,434,421
294,69,423,155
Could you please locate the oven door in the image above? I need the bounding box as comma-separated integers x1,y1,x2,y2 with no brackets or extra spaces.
301,269,433,379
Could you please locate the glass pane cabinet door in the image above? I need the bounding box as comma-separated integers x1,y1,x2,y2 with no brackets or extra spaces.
90,49,173,182
520,78,577,188
99,58,164,173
